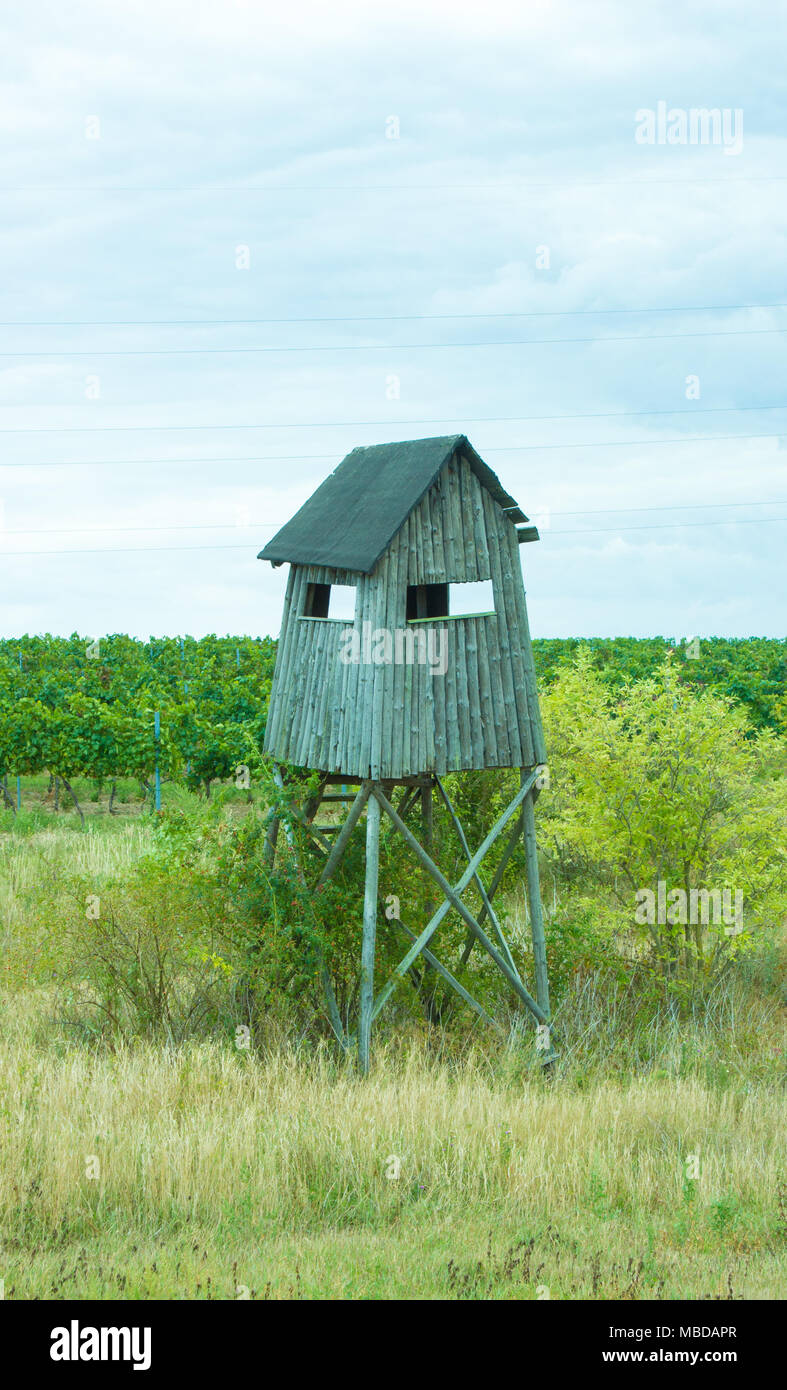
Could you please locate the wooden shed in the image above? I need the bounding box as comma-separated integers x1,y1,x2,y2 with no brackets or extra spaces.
259,434,553,1073
259,434,546,780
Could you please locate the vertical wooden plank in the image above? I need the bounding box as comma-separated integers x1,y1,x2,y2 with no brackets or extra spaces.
467,459,491,578
485,493,533,765
432,613,448,776
498,525,532,766
359,790,381,1075
281,577,310,764
442,621,461,771
416,498,437,770
381,527,402,780
312,619,338,771
444,454,463,580
473,616,499,766
339,571,364,776
263,563,296,754
423,633,436,769
463,613,485,768
453,618,473,768
456,454,478,581
391,517,408,780
438,465,468,769
406,515,422,773
438,463,456,580
342,571,364,776
480,490,517,767
370,549,391,779
291,586,323,765
265,564,301,756
428,478,445,577
420,486,436,584
301,614,328,766
502,522,546,766
297,566,330,764
522,777,550,1017
329,578,355,772
460,459,500,765
360,569,380,778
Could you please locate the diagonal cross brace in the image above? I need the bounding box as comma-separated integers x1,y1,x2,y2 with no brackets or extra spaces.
434,775,521,983
391,918,503,1033
370,773,548,1026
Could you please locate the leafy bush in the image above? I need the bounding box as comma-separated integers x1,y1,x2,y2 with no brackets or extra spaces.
539,651,787,1001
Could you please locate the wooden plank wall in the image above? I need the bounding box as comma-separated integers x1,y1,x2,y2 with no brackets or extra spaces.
263,451,546,776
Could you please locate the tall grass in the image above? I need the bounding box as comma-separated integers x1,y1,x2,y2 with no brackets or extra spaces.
0,821,148,955
0,817,784,1299
0,990,785,1299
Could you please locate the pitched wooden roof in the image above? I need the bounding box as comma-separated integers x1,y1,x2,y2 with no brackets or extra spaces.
258,434,528,573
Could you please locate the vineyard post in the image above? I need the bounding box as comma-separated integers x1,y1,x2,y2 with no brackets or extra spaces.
154,711,161,812
183,679,191,777
17,651,22,812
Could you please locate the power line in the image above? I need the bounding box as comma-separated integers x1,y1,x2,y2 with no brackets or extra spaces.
550,498,787,518
3,515,786,556
489,431,787,453
3,175,787,192
2,402,787,435
550,516,787,535
2,543,262,556
4,300,786,327
4,326,787,358
3,522,266,536
1,430,785,470
2,497,785,536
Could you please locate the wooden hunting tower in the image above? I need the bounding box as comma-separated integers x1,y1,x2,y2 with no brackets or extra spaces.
259,435,553,1071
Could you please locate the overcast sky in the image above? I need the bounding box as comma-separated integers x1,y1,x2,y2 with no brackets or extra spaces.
1,0,785,643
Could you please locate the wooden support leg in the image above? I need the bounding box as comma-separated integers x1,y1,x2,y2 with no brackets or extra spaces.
263,813,280,869
418,778,442,1017
421,780,433,851
359,791,381,1075
522,772,550,1018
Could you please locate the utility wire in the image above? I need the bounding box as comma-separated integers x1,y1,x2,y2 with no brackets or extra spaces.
3,326,787,357
3,515,786,556
3,499,786,537
1,430,785,470
3,300,786,327
2,402,787,435
3,175,787,191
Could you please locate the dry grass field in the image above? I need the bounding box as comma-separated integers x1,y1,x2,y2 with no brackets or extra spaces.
1,810,785,1301
1,988,784,1299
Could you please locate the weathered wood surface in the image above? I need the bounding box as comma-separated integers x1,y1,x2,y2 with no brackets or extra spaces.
358,792,381,1074
263,449,545,778
522,778,551,1016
